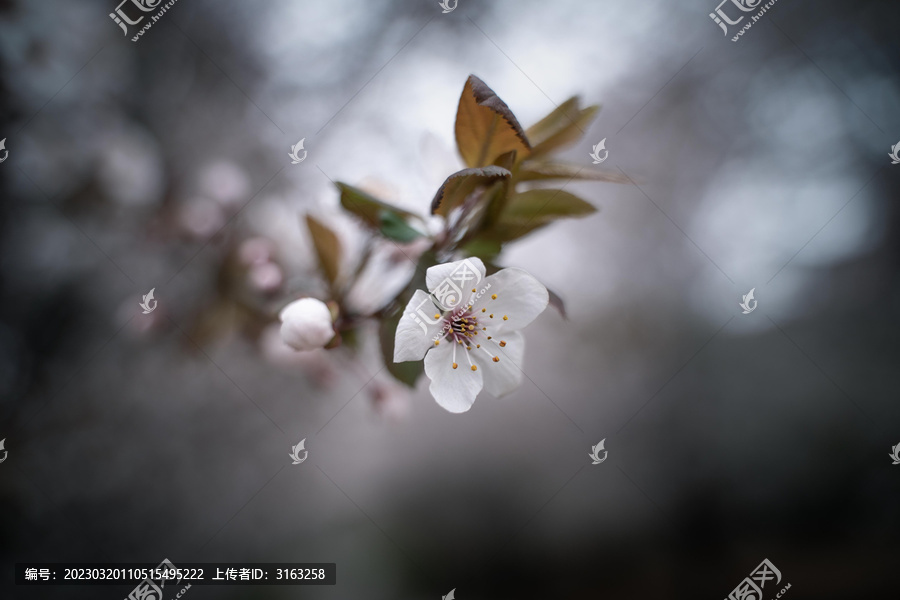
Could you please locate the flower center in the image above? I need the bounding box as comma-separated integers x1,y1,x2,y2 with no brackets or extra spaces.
439,293,508,371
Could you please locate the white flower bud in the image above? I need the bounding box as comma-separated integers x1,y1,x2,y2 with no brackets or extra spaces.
279,298,334,351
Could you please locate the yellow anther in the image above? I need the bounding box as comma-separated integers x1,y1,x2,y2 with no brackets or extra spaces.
452,363,458,369
476,344,481,348
481,308,486,312
471,288,476,293
502,315,508,321
499,340,506,347
489,314,494,318
468,325,474,330
491,294,497,300
487,336,492,340
434,340,440,346
492,356,500,363
434,313,440,319
470,365,477,371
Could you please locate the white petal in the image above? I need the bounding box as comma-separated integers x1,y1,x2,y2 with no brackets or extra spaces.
425,257,486,312
424,341,483,413
478,331,525,397
473,268,548,334
394,289,443,362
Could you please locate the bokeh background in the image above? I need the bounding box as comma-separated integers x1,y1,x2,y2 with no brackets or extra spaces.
2,0,900,598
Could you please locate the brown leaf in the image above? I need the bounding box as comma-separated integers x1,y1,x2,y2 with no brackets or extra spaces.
430,165,511,217
455,75,531,167
305,214,342,288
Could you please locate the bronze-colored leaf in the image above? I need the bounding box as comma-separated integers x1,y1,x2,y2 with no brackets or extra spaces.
455,75,531,167
517,161,630,183
305,214,342,288
526,101,599,160
492,149,518,170
430,165,511,217
526,96,581,146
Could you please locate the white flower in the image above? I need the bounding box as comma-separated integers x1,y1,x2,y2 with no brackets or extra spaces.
393,258,549,413
279,298,335,351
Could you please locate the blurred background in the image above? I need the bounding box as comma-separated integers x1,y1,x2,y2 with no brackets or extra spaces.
2,0,900,598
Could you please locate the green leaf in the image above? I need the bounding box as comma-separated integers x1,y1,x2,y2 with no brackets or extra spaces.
304,214,342,288
525,99,599,160
430,166,511,217
476,189,597,243
461,238,503,261
517,161,630,184
455,75,531,167
379,210,424,242
475,219,548,243
336,182,417,228
503,188,597,221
